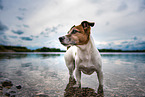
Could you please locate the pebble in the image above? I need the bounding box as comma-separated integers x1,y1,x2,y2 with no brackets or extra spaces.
16,85,22,89
5,92,10,96
34,93,49,97
0,79,22,96
0,86,3,90
1,79,13,88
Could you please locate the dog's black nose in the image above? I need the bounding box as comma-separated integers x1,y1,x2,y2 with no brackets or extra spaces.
59,36,65,42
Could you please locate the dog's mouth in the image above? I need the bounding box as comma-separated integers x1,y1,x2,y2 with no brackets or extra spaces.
59,36,77,46
60,42,70,46
60,41,77,47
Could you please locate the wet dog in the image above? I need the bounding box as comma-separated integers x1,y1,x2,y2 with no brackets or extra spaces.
59,21,103,92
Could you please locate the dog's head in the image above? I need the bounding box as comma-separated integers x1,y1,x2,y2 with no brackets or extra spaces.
59,21,95,46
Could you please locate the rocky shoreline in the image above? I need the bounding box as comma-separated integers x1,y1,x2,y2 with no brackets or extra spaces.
0,78,21,96
0,78,50,97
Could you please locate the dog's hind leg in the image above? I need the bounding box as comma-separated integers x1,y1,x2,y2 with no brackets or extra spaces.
97,70,103,86
74,68,81,87
96,70,103,93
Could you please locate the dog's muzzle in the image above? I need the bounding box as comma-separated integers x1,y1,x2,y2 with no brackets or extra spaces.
59,36,65,42
59,36,68,46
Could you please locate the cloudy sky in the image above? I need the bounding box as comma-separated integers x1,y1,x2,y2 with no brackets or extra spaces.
0,0,145,50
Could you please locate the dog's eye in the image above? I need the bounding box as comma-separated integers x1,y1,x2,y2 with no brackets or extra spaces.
71,30,78,34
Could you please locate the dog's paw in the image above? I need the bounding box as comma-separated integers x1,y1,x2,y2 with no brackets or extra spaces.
97,85,104,94
69,76,75,81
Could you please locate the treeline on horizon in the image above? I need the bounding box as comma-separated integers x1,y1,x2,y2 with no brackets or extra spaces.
0,45,145,52
0,45,65,52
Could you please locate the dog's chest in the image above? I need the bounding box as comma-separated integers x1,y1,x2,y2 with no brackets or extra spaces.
77,52,96,74
79,56,94,68
79,60,95,75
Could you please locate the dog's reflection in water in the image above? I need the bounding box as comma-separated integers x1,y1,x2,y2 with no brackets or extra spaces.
64,77,104,97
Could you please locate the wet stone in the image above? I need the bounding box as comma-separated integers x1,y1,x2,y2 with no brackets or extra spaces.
0,86,3,90
1,79,13,88
15,70,23,76
5,92,10,96
9,90,16,93
16,85,22,89
33,93,49,97
21,63,32,67
11,95,16,97
0,79,23,96
0,72,3,78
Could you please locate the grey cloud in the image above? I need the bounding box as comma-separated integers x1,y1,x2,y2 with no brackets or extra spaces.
3,35,7,40
133,36,137,40
40,32,44,35
0,22,8,31
121,41,128,44
0,21,8,34
40,25,61,37
0,35,9,45
12,30,24,35
45,26,57,33
40,32,49,37
120,39,145,50
106,22,110,26
116,2,128,12
51,27,57,32
17,16,24,20
45,24,62,33
96,10,104,16
9,35,17,39
16,25,21,27
99,38,145,50
19,8,27,11
20,37,33,41
136,41,145,50
89,0,101,3
0,0,3,10
44,36,49,37
35,36,39,38
138,41,145,45
30,35,39,38
23,24,29,28
139,0,145,12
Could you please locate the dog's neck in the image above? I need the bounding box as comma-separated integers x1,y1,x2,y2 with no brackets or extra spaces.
77,39,91,51
77,36,94,51
76,36,95,61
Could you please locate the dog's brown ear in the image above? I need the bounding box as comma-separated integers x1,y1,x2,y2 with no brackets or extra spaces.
81,21,95,29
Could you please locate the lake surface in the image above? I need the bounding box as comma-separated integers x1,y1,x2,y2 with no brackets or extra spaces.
0,52,145,97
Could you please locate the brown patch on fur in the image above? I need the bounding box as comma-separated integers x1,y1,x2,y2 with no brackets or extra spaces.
61,21,94,47
67,24,91,45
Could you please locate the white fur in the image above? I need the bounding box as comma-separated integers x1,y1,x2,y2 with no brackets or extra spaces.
64,36,103,87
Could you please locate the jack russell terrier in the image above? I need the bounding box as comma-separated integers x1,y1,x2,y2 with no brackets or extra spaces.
59,21,103,92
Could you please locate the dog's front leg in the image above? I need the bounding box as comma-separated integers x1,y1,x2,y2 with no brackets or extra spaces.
75,68,81,87
74,58,81,88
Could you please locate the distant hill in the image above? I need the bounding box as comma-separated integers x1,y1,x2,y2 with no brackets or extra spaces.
34,47,65,52
0,45,65,52
0,45,31,52
98,49,145,52
0,45,144,52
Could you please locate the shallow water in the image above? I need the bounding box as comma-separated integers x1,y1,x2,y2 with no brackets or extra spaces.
0,52,145,96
